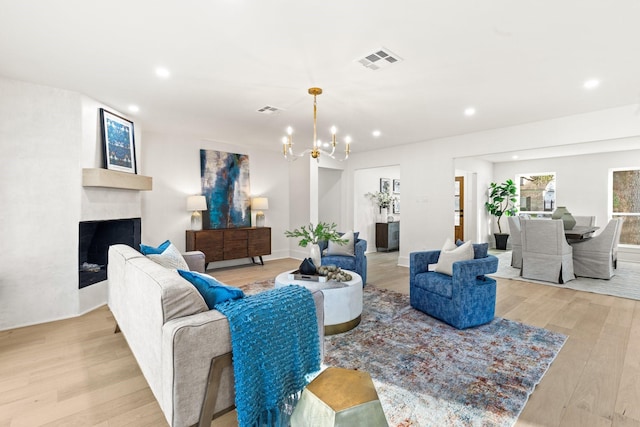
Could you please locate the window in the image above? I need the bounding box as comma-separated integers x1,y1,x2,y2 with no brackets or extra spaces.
611,168,640,245
517,173,556,215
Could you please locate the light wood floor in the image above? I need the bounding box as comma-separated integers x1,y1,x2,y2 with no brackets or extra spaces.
1,252,639,427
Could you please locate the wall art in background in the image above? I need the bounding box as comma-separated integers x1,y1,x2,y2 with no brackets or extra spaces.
200,149,251,229
380,178,391,193
393,199,400,214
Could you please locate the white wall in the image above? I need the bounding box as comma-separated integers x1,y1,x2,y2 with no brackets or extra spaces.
0,78,82,330
353,165,400,253
318,168,343,227
492,147,640,224
346,105,640,267
492,147,640,260
0,77,141,330
141,132,292,265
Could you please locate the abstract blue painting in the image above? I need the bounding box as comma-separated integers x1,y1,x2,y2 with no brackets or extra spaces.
200,149,251,229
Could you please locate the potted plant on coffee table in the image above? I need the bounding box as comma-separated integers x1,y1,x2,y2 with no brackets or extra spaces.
285,222,347,269
485,179,518,250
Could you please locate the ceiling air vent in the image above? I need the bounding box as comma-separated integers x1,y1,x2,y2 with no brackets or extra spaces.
256,105,281,114
357,48,402,71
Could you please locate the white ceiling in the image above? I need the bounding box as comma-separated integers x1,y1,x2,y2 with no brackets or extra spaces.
2,0,640,156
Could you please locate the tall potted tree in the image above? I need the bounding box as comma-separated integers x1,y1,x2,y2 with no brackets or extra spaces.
485,179,518,250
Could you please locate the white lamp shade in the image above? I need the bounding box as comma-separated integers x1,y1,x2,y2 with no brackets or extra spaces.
251,197,269,210
187,195,207,211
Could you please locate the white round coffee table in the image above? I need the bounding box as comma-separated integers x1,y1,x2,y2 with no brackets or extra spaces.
274,270,363,335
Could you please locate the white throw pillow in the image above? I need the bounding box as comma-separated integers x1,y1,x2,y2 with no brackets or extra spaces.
147,243,190,271
327,231,355,256
434,239,474,276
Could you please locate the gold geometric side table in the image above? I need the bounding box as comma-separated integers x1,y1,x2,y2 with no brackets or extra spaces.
291,367,388,427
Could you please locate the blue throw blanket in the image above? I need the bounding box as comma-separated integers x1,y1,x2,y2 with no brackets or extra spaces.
215,285,321,427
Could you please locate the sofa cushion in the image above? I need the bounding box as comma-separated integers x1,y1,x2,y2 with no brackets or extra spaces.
435,240,474,276
125,256,209,323
147,243,190,270
140,239,171,255
177,270,245,309
327,230,355,256
456,239,489,259
415,271,453,298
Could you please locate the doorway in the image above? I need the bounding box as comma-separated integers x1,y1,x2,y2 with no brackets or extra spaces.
455,176,464,241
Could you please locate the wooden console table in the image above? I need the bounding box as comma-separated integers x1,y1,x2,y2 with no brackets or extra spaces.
186,227,271,269
376,222,399,252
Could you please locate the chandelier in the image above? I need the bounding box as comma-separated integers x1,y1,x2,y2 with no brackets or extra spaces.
282,87,351,161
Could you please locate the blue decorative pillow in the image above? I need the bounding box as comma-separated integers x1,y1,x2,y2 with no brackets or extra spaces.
456,239,489,259
177,270,245,309
140,239,171,255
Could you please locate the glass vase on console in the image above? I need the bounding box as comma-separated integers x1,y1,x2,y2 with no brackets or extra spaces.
378,207,389,223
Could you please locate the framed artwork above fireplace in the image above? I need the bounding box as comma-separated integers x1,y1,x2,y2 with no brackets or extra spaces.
100,108,137,174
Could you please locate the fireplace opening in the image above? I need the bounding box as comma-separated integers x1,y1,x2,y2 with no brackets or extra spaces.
78,218,141,288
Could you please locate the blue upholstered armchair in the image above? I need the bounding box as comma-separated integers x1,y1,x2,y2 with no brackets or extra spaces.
319,233,368,285
409,249,498,329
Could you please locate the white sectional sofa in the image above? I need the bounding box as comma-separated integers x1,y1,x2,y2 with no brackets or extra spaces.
107,244,324,427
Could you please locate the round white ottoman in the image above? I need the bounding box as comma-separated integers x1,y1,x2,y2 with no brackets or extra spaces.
274,270,363,335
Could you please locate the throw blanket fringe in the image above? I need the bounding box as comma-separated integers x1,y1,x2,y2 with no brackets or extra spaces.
216,285,320,427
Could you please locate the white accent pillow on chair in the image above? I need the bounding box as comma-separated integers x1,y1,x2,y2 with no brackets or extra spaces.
435,239,474,276
327,231,355,256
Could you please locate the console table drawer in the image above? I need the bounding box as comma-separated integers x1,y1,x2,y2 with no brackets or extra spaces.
224,239,248,259
224,229,248,241
186,230,223,263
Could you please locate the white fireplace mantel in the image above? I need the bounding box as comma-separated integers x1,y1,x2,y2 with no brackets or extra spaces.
82,168,152,191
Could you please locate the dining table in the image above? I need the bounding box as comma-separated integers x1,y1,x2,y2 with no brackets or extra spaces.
565,225,599,241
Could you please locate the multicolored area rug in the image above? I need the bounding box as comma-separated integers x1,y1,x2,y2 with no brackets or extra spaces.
240,281,567,427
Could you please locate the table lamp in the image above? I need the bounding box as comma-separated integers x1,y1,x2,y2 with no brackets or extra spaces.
251,197,269,227
187,195,207,231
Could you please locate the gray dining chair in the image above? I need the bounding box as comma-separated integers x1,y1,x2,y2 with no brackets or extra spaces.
507,216,522,268
571,218,623,279
521,219,575,283
613,217,623,269
573,215,596,227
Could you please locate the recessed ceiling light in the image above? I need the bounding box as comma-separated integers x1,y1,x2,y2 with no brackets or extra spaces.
464,107,476,117
512,155,519,160
583,78,600,90
372,130,381,137
128,105,139,113
155,67,170,78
